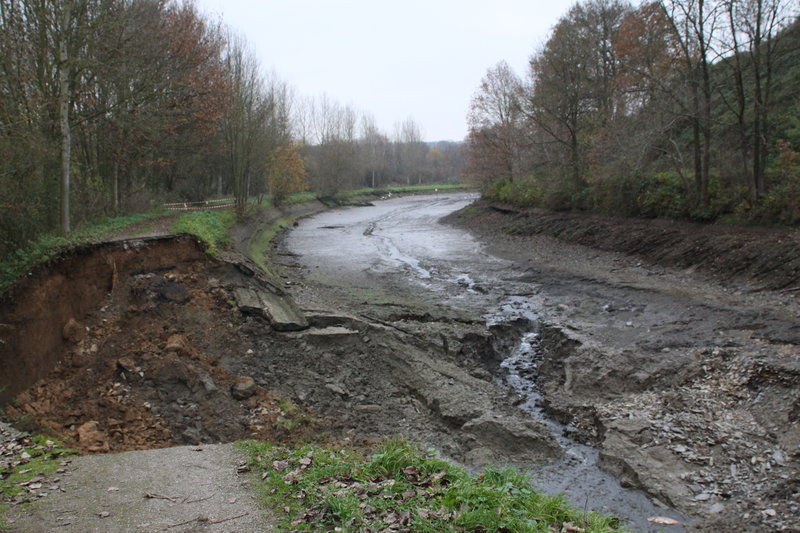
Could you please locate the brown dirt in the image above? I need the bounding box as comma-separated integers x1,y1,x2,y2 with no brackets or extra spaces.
0,237,318,453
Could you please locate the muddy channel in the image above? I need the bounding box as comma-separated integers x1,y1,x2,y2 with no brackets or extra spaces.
280,194,687,531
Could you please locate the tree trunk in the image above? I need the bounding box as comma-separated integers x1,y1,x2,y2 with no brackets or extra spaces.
59,1,72,236
113,162,120,212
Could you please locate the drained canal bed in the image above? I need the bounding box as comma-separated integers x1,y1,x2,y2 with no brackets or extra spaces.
283,194,689,530
283,193,800,531
3,193,798,531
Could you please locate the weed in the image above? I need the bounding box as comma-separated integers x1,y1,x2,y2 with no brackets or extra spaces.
240,438,628,532
275,399,315,432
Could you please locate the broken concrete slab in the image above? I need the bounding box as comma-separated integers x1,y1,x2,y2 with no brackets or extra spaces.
234,287,308,331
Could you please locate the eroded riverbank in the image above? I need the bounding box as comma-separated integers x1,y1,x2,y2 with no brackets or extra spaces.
3,193,798,532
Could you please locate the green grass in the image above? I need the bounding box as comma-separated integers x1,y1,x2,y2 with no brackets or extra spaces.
240,438,629,533
170,209,236,256
247,216,292,275
0,436,75,529
0,212,160,290
345,183,469,199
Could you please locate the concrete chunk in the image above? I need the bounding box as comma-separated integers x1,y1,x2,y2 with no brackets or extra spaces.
233,287,308,331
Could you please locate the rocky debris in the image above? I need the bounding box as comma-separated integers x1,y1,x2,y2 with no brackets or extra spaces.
230,376,257,400
2,260,312,453
76,421,110,453
234,287,308,331
540,335,800,531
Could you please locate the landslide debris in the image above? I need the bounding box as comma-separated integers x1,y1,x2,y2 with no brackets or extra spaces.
0,236,560,468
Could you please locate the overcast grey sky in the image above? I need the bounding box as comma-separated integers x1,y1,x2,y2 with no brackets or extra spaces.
198,0,577,142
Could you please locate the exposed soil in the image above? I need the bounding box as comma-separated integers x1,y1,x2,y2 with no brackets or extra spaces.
453,200,800,291
1,236,311,453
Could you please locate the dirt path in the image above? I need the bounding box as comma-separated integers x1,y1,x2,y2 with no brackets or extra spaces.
4,444,270,532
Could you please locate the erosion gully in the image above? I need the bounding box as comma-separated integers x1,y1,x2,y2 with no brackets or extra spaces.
285,193,688,532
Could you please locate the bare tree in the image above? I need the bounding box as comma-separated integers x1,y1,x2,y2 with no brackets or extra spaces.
466,61,524,184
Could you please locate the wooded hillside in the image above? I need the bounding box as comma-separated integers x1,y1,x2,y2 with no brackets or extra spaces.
0,0,463,258
466,0,799,225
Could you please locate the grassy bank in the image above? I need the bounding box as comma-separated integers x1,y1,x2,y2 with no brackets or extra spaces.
170,209,236,256
241,439,628,533
0,212,161,290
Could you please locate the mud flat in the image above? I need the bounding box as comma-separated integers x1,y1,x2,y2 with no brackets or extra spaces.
444,199,800,532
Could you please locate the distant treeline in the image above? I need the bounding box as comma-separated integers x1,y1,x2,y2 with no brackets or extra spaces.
465,0,799,224
0,0,463,257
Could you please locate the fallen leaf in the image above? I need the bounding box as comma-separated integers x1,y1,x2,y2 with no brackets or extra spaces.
98,511,111,518
272,460,289,472
228,497,237,504
648,517,681,525
107,487,120,492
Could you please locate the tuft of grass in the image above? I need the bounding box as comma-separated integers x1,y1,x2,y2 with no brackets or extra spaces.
1,435,75,529
274,399,316,432
0,212,159,290
240,438,629,533
171,209,236,256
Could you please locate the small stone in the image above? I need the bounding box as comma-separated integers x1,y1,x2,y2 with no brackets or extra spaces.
230,376,257,400
76,421,110,452
763,509,777,517
165,334,189,355
325,383,348,396
694,493,712,501
709,503,726,515
354,404,381,413
116,357,136,373
62,318,86,343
